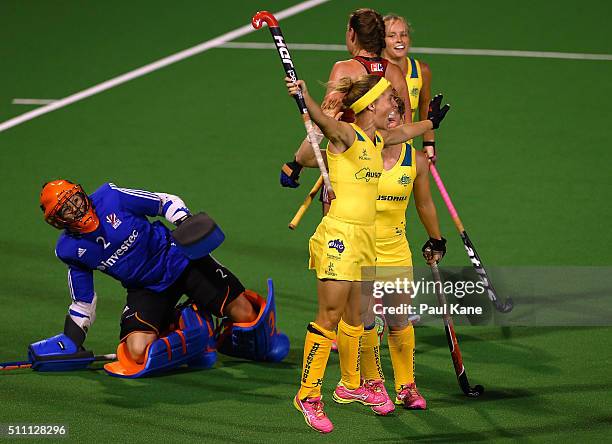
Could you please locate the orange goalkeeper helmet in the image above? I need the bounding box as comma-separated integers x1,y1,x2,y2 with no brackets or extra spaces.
40,180,99,233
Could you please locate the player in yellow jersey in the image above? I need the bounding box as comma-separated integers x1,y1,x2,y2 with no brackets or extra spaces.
280,8,410,189
383,14,436,158
285,74,449,433
360,96,446,416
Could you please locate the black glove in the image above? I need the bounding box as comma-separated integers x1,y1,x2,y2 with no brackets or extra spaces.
422,237,447,262
427,94,450,129
280,158,303,188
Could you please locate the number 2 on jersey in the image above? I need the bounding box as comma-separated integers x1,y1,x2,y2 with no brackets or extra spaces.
96,236,110,249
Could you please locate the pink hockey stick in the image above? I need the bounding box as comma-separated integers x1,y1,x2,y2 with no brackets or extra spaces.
429,163,513,313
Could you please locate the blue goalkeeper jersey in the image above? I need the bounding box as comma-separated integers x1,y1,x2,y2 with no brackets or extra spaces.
55,183,190,306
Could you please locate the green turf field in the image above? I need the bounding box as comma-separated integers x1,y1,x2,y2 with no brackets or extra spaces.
1,0,611,442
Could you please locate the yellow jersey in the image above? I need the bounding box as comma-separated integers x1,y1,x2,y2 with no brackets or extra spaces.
375,142,417,238
327,123,384,225
406,57,422,122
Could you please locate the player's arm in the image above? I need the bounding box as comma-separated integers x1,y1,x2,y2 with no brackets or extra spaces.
63,264,97,345
280,100,340,187
109,183,190,225
385,63,412,121
418,62,436,158
285,78,354,152
322,61,355,110
382,94,450,145
280,62,354,187
28,257,97,370
413,151,446,264
381,120,433,145
292,99,342,168
293,137,328,168
155,193,191,225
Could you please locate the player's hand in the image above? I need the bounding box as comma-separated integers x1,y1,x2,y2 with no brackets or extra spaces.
28,333,94,371
285,77,307,96
280,158,303,188
423,142,436,164
422,237,447,265
427,94,450,129
321,97,343,119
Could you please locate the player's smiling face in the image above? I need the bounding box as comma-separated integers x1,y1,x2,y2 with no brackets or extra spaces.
372,88,395,129
385,19,410,58
387,108,402,129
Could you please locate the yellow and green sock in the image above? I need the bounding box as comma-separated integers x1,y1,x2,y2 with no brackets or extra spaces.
297,322,336,400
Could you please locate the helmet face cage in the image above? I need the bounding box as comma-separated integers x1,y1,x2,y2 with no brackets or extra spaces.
45,186,91,229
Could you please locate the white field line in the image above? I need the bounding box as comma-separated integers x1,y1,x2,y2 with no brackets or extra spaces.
12,98,57,105
219,41,612,61
0,0,329,134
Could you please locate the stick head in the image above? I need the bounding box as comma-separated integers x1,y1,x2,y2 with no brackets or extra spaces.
252,11,279,29
467,384,485,398
498,298,514,313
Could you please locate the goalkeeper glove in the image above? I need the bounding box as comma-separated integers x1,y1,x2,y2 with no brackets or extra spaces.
280,158,303,188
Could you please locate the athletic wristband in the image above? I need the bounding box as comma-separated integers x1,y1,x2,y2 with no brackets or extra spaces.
284,159,302,178
292,157,303,169
422,141,436,148
175,214,192,226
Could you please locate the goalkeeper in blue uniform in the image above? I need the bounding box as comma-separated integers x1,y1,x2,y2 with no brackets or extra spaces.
31,179,289,377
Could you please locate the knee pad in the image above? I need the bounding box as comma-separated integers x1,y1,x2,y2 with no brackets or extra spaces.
104,305,216,378
216,278,290,362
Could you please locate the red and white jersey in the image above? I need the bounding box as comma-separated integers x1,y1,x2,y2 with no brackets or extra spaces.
352,56,389,77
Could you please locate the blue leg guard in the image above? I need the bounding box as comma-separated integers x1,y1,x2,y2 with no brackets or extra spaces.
104,305,216,378
181,307,217,370
217,279,290,362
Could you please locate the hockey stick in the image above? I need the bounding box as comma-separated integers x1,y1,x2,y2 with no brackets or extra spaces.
288,175,323,230
429,163,513,313
430,262,484,397
0,353,117,371
252,11,335,200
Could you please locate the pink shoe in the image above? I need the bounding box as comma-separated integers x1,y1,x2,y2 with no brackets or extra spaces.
331,338,338,352
332,381,386,406
364,380,395,415
395,382,427,409
293,395,334,433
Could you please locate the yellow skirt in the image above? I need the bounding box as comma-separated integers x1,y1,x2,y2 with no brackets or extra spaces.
309,215,375,281
375,228,413,280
